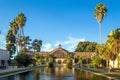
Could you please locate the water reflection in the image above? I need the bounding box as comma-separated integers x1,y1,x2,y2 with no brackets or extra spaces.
34,69,40,80
0,67,114,80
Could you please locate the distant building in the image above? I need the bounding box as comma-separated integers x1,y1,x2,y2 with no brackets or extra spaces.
27,46,93,64
0,49,10,66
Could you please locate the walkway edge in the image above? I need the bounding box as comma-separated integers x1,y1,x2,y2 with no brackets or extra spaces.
0,66,40,78
76,68,119,80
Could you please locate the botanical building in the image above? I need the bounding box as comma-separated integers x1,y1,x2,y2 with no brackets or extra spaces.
27,46,93,64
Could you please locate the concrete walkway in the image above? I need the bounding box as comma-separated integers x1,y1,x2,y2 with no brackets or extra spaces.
0,66,39,78
0,66,24,73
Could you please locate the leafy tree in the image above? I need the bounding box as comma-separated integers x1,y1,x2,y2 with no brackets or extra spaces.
33,53,44,65
94,3,107,45
16,36,31,53
31,39,42,52
15,52,32,67
75,41,97,52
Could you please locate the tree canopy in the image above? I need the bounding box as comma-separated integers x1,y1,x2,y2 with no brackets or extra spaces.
75,41,97,52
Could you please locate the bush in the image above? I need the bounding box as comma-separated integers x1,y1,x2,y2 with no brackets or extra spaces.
66,63,72,68
47,62,54,68
15,53,32,67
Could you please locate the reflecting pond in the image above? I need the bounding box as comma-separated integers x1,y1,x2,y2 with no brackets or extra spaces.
0,67,115,80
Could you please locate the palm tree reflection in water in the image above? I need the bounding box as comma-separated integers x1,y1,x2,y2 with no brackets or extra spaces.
34,69,40,80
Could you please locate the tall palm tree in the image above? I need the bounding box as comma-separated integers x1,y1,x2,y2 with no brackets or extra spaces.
15,13,26,37
9,21,19,54
15,13,26,52
94,3,107,45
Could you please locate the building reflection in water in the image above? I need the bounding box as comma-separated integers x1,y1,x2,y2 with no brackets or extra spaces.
0,67,114,80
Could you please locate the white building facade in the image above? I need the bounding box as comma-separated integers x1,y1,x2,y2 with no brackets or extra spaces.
0,49,10,66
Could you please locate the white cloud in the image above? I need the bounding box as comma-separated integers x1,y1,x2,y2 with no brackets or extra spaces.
42,43,53,51
55,36,86,51
41,36,86,52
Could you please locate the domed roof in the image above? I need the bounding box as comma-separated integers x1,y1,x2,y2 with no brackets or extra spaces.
50,47,69,55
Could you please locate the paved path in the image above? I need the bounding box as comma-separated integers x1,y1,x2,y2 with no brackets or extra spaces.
0,66,27,73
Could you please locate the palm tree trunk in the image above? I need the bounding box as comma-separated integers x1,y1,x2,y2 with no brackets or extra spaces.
99,23,102,45
106,60,108,68
113,60,114,68
22,28,24,36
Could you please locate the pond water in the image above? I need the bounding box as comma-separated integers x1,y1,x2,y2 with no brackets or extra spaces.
0,67,115,80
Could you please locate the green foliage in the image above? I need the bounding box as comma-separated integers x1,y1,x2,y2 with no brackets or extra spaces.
65,54,73,63
47,62,54,68
106,28,120,68
107,28,120,55
77,56,85,64
75,41,97,52
17,36,31,53
31,39,42,52
15,53,32,67
34,69,40,80
6,29,16,58
94,3,107,23
10,59,17,66
91,53,102,67
33,53,44,65
66,63,72,68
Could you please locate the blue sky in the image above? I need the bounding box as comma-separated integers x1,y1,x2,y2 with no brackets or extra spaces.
0,0,120,51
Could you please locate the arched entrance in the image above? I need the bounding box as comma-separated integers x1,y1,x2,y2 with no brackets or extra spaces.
58,60,62,64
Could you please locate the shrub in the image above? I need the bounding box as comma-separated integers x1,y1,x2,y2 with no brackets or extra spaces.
15,53,32,67
47,62,54,68
66,63,72,68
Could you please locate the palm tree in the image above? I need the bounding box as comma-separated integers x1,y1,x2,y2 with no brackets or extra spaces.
31,39,42,52
77,56,84,66
101,44,113,67
15,13,26,52
45,54,53,63
65,54,73,63
107,28,120,68
15,13,26,37
6,30,16,58
9,21,19,54
10,21,18,36
33,53,44,65
94,3,107,45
